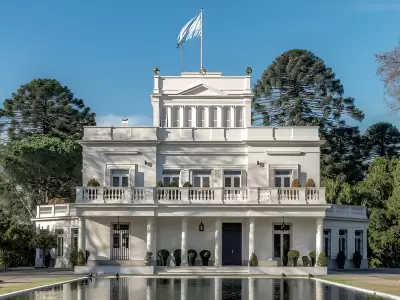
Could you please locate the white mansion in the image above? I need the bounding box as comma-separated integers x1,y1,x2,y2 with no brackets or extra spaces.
32,68,368,274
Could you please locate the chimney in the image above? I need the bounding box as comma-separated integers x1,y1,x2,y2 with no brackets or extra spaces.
121,118,128,127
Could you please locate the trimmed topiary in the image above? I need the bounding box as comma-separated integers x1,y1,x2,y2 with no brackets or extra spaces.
287,250,300,266
291,179,301,188
302,256,309,267
173,249,182,266
87,179,100,187
158,249,170,266
187,249,197,266
353,251,362,268
77,250,85,266
305,179,316,188
317,253,328,267
336,251,346,269
200,250,211,266
144,252,154,266
249,253,258,267
183,182,192,187
309,251,316,266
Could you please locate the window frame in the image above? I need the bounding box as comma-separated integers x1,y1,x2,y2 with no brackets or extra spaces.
354,230,363,256
223,170,242,188
71,228,79,249
55,229,64,257
224,107,231,127
339,229,348,257
236,107,244,127
186,107,192,127
210,107,218,127
272,224,292,259
324,229,331,258
198,107,205,127
192,170,211,187
162,170,180,186
173,106,180,127
274,170,292,188
111,169,130,187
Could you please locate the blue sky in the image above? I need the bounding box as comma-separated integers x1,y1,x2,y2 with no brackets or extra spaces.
0,0,399,132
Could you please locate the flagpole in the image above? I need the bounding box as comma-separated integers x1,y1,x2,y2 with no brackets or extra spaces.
200,8,203,70
180,45,183,73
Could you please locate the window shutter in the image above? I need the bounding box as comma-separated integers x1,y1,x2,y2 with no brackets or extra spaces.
129,165,137,187
180,169,190,187
241,170,247,187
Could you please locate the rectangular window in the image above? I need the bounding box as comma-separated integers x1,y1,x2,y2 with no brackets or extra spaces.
339,229,348,257
111,169,129,187
186,107,192,127
71,228,79,249
224,107,231,127
162,170,180,186
111,224,130,260
236,107,244,127
55,229,64,257
274,170,292,188
324,229,331,258
161,107,167,127
273,225,291,258
224,170,241,188
192,170,211,187
173,107,180,127
210,107,218,127
198,107,205,127
355,230,363,256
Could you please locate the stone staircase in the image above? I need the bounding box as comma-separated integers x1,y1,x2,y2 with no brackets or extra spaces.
156,266,249,275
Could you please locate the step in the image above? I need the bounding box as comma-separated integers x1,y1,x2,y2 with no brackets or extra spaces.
156,267,249,274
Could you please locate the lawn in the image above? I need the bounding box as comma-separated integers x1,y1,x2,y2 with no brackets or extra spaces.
0,277,75,295
321,276,400,297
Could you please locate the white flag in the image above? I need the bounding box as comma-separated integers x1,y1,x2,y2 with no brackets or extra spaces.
177,13,202,47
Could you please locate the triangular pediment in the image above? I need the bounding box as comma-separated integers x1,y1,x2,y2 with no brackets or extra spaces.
178,84,227,96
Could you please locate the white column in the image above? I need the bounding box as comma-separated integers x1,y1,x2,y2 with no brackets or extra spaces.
362,228,367,260
316,218,324,261
78,217,86,253
217,106,222,127
167,106,172,127
181,278,188,300
230,106,235,127
192,106,197,127
180,105,184,128
205,106,210,127
248,278,255,300
214,219,222,266
146,217,154,254
214,277,222,300
181,218,188,266
35,225,42,267
77,283,84,300
249,218,255,260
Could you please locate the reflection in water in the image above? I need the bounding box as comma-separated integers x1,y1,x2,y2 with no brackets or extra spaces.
8,278,387,300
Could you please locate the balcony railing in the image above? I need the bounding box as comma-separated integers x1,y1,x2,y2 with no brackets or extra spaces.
75,187,326,204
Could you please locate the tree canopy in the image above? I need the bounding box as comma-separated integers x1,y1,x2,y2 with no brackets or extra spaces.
0,78,96,141
252,49,364,129
363,122,400,161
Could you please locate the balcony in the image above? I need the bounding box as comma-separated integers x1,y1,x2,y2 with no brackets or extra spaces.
35,204,76,218
82,126,320,142
326,204,367,220
75,187,326,204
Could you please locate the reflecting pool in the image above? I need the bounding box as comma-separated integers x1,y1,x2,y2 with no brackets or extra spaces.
7,278,388,300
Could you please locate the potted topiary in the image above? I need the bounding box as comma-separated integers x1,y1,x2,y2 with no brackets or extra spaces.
144,252,154,266
77,250,85,266
249,253,258,267
183,182,192,187
70,248,78,268
309,251,316,266
291,179,301,187
317,253,328,267
187,249,197,266
353,251,362,269
282,254,289,266
336,251,346,269
85,250,90,265
87,179,100,187
158,249,170,266
302,256,309,267
156,181,164,200
305,179,316,188
287,250,300,266
200,250,211,266
173,249,182,266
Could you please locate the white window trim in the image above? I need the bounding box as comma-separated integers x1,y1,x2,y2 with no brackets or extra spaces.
186,107,192,127
192,172,211,187
324,229,332,259
272,223,292,259
223,170,242,188
105,164,136,187
268,164,299,188
354,230,363,256
110,223,131,260
339,229,348,257
162,170,180,186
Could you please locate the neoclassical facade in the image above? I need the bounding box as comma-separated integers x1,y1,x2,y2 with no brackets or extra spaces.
32,69,368,273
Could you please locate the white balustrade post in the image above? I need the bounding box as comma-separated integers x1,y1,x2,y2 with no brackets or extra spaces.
35,225,43,267
147,217,154,255
316,218,324,263
249,218,255,262
214,219,222,266
78,217,86,260
181,218,188,266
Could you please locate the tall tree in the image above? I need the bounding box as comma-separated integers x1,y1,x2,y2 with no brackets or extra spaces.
252,49,364,129
376,40,400,113
363,122,400,161
0,78,96,141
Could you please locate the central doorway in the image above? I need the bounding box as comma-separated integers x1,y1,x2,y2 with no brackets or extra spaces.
222,223,242,265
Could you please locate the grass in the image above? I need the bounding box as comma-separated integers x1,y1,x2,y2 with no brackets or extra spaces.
0,277,75,295
321,276,400,297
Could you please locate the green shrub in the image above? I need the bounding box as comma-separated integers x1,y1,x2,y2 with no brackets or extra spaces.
369,258,383,268
87,179,100,187
305,179,316,188
144,252,154,266
168,181,179,187
70,248,78,267
156,181,164,187
302,256,309,266
309,251,316,258
249,253,258,267
287,250,300,258
203,182,210,188
77,250,85,266
317,253,328,267
183,182,192,187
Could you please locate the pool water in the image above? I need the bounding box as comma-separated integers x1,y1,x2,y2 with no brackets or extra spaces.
7,278,387,300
